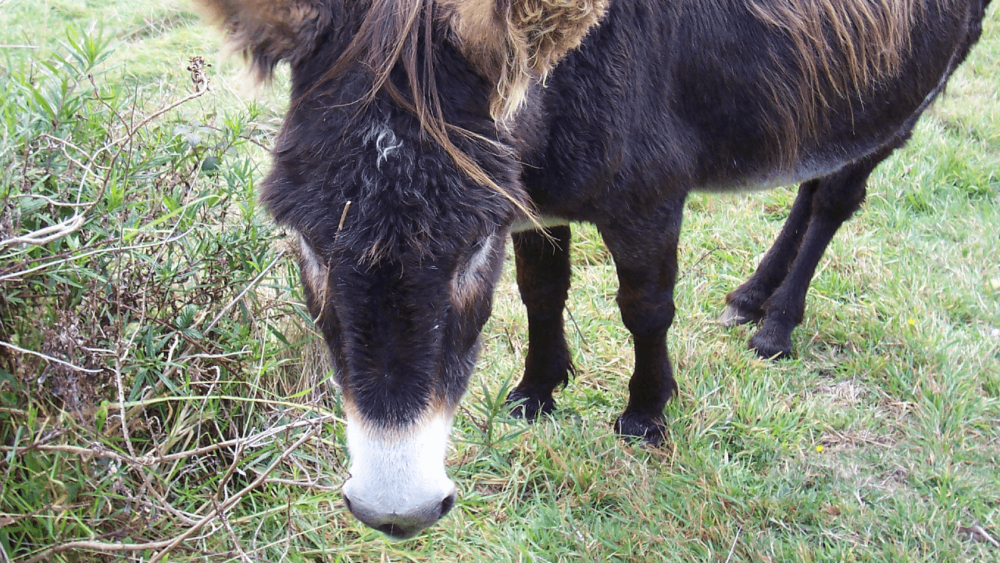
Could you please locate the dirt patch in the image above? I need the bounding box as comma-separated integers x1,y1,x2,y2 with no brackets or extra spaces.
812,378,868,407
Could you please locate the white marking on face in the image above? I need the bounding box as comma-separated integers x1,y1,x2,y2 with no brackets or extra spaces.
342,409,456,528
363,123,404,170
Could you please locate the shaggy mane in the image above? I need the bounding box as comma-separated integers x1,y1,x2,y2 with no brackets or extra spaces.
440,0,609,122
314,0,606,219
196,0,606,220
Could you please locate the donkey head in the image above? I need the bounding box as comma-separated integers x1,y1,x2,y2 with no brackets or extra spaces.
198,0,605,538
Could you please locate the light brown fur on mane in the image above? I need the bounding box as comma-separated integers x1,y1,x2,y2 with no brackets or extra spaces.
747,0,929,161
441,0,609,123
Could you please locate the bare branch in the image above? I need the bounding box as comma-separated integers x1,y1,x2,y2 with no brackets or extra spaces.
263,478,342,492
0,214,86,249
0,228,194,281
23,530,215,563
110,87,210,148
0,340,102,374
0,415,337,466
11,194,92,208
147,424,321,563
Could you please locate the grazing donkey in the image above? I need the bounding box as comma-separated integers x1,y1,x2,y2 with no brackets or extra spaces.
199,0,992,538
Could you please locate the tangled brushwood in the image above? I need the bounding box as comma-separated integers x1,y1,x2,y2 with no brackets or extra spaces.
0,29,341,562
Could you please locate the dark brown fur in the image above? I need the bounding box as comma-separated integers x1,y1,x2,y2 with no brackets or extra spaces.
747,0,932,159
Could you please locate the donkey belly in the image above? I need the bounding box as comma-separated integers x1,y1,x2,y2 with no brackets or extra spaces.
682,0,981,194
694,39,966,194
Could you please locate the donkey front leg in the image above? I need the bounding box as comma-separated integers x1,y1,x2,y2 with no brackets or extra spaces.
507,225,573,420
600,199,684,445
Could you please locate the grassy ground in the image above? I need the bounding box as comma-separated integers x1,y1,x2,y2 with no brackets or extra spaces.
1,0,998,561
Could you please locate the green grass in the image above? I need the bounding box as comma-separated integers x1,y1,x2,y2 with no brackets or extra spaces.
1,1,999,561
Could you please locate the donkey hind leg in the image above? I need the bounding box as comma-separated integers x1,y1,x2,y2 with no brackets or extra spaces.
601,200,684,446
749,150,891,359
722,179,819,327
507,225,573,420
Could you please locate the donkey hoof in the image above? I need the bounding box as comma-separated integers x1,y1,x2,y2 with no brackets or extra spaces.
506,389,555,421
749,330,792,360
614,413,666,446
720,304,759,328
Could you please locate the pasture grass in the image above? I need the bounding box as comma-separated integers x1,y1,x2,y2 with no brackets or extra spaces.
1,0,998,561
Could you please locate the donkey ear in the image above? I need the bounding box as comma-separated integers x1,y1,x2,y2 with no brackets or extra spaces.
444,0,608,121
195,0,332,82
496,0,608,120
510,0,609,78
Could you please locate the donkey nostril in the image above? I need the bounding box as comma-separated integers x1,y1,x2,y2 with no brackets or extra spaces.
439,491,456,518
342,493,353,514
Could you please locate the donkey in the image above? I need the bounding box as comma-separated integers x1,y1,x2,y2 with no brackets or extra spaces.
198,0,992,538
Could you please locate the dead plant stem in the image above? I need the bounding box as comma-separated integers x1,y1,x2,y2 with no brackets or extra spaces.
0,339,101,373
147,424,320,563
